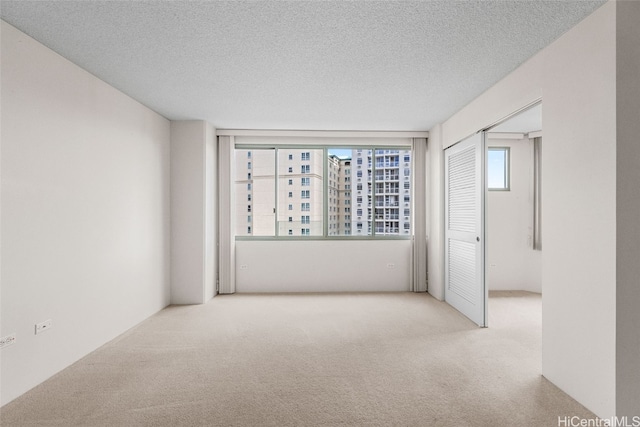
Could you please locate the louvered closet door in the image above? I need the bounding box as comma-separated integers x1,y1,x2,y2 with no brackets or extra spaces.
444,132,486,326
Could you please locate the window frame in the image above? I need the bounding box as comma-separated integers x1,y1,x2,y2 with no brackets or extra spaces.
234,144,413,241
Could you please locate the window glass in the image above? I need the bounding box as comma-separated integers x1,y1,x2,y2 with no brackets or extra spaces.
373,149,411,235
327,149,372,236
488,147,510,190
277,149,323,236
235,146,411,238
234,148,275,236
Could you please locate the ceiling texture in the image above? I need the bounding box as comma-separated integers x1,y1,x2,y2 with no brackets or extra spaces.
0,0,606,131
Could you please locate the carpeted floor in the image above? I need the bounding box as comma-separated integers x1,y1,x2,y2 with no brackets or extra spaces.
0,291,596,426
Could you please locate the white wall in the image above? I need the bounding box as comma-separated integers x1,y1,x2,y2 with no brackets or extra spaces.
541,3,616,418
0,22,171,406
433,2,616,418
170,121,217,304
615,0,640,416
204,125,217,302
487,138,541,293
427,124,445,301
236,240,411,292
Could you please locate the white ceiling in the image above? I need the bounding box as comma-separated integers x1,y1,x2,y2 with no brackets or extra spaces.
490,104,542,134
0,1,605,131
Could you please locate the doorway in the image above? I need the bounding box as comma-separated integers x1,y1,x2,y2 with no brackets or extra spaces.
485,104,542,326
486,104,542,293
444,103,542,327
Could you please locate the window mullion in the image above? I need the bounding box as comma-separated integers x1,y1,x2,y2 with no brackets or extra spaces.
323,147,328,237
274,148,279,236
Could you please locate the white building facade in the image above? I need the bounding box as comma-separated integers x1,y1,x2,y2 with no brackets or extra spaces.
235,148,411,237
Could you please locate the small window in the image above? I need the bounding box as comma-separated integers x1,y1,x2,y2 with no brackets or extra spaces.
301,152,310,161
288,204,293,210
301,177,310,186
301,165,310,174
301,190,310,199
288,192,293,198
247,162,252,170
488,147,510,191
301,203,310,211
288,179,293,185
248,205,252,212
288,229,293,235
288,154,293,160
288,167,293,173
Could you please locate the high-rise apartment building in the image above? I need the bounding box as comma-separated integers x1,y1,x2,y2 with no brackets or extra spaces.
235,148,411,237
337,158,351,235
327,154,341,236
351,149,412,236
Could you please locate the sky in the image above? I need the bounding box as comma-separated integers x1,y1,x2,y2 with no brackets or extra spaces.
327,148,352,159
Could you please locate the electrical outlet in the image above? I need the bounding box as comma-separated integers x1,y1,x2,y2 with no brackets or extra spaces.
0,333,17,349
387,263,396,269
240,264,248,270
35,319,52,335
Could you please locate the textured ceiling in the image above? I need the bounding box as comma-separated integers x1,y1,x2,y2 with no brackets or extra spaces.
0,1,606,131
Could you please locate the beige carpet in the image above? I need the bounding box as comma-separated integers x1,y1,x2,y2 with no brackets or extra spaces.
1,292,596,426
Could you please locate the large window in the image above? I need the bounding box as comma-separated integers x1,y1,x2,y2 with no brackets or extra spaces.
234,146,411,238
